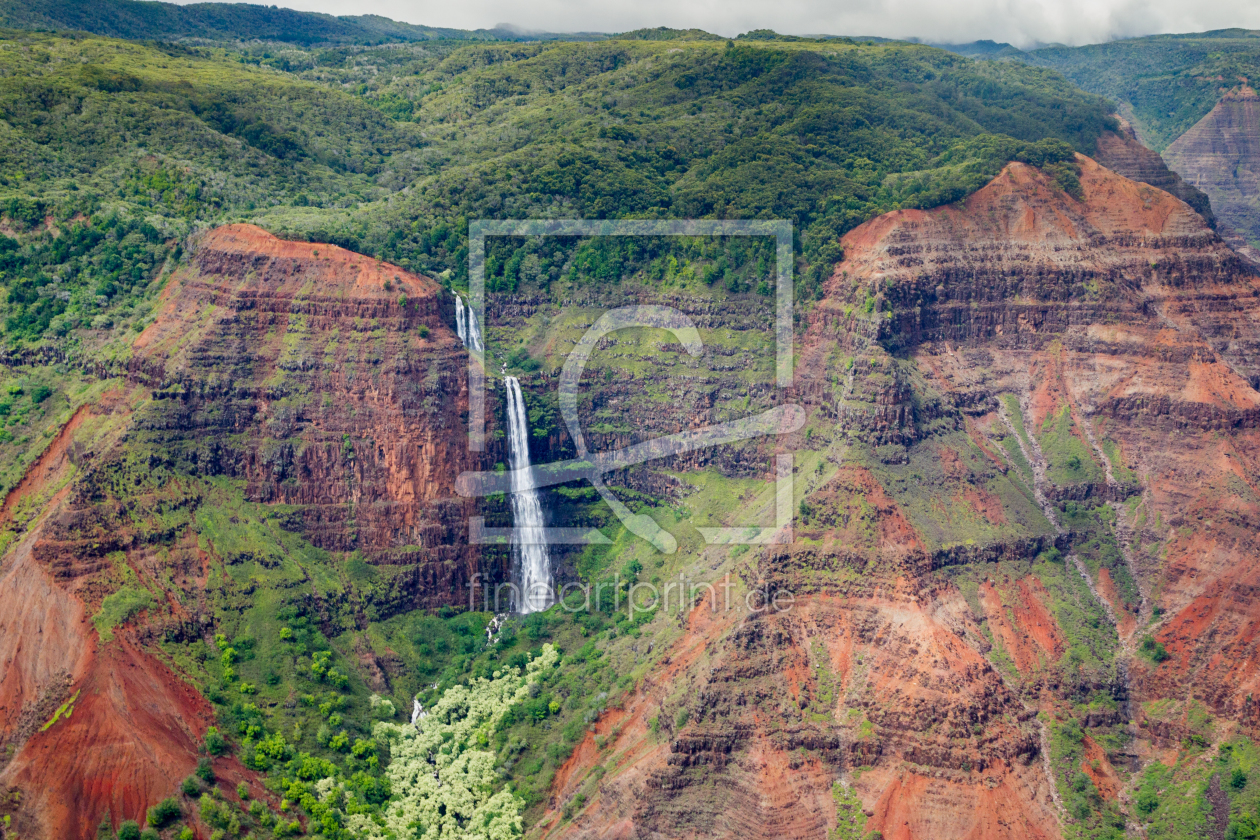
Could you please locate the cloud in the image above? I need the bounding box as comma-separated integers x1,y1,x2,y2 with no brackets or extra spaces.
248,0,1260,47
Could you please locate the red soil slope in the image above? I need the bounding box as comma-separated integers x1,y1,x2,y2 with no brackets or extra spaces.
0,223,487,838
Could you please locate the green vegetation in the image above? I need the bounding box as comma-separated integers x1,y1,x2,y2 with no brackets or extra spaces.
259,37,1111,299
1140,635,1171,664
940,547,1119,695
0,0,549,45
830,782,868,840
1046,717,1126,839
1059,501,1141,613
1027,31,1260,151
91,585,152,642
146,798,181,829
0,29,1116,362
1130,738,1260,838
0,22,1192,840
1037,404,1102,487
39,688,80,732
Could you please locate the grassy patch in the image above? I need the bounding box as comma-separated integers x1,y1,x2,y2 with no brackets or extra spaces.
1038,405,1103,487
92,585,153,642
39,689,80,732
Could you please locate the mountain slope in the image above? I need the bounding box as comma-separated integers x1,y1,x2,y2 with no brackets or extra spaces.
7,25,1260,840
537,155,1260,840
0,225,498,838
1025,29,1260,153
0,0,568,45
1163,86,1260,257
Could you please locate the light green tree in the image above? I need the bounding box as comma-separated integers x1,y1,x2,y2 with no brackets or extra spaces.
350,644,558,840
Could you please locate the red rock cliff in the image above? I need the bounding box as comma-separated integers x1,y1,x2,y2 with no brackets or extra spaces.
541,155,1260,840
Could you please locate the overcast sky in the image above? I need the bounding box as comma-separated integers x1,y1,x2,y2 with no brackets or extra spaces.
222,0,1260,47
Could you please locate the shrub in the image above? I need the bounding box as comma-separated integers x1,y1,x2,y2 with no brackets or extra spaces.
203,727,228,756
147,798,181,828
1139,636,1170,663
1232,768,1248,790
195,758,215,783
117,821,141,840
181,776,200,797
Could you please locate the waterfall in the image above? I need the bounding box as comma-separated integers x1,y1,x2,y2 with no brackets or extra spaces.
454,294,467,346
466,302,483,353
504,376,552,613
453,293,483,353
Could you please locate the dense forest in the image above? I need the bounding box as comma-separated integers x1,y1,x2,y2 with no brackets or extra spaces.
1026,29,1260,150
0,0,560,45
0,28,1115,355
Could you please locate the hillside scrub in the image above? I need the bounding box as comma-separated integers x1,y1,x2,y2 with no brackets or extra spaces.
0,31,1114,356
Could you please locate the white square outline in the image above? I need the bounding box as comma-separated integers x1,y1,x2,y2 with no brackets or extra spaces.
466,219,794,547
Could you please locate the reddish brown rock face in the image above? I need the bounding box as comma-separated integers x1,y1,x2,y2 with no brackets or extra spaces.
1093,118,1216,229
1164,86,1260,262
130,224,485,567
0,224,498,838
543,156,1260,839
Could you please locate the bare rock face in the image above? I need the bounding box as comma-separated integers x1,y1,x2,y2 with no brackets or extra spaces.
542,158,1260,839
135,224,482,564
41,224,496,605
0,225,497,839
1164,86,1260,261
1093,116,1216,228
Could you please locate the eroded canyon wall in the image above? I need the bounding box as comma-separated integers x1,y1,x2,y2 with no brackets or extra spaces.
1164,86,1260,262
539,155,1260,840
0,225,495,838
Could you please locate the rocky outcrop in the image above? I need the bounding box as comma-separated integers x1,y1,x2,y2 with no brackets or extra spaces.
0,225,498,839
544,155,1260,839
1164,86,1260,262
1093,117,1216,228
42,224,497,606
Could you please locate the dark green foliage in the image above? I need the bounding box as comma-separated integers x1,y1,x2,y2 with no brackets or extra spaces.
194,757,215,783
260,37,1112,299
180,776,200,797
202,726,227,756
1230,815,1260,840
0,0,555,45
1136,776,1160,814
116,820,141,840
1027,31,1260,151
1046,717,1127,837
146,798,180,828
0,31,1114,352
1140,635,1170,663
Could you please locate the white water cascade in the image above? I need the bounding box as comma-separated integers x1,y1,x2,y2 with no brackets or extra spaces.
454,294,468,346
504,376,552,613
410,696,424,725
453,293,483,353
